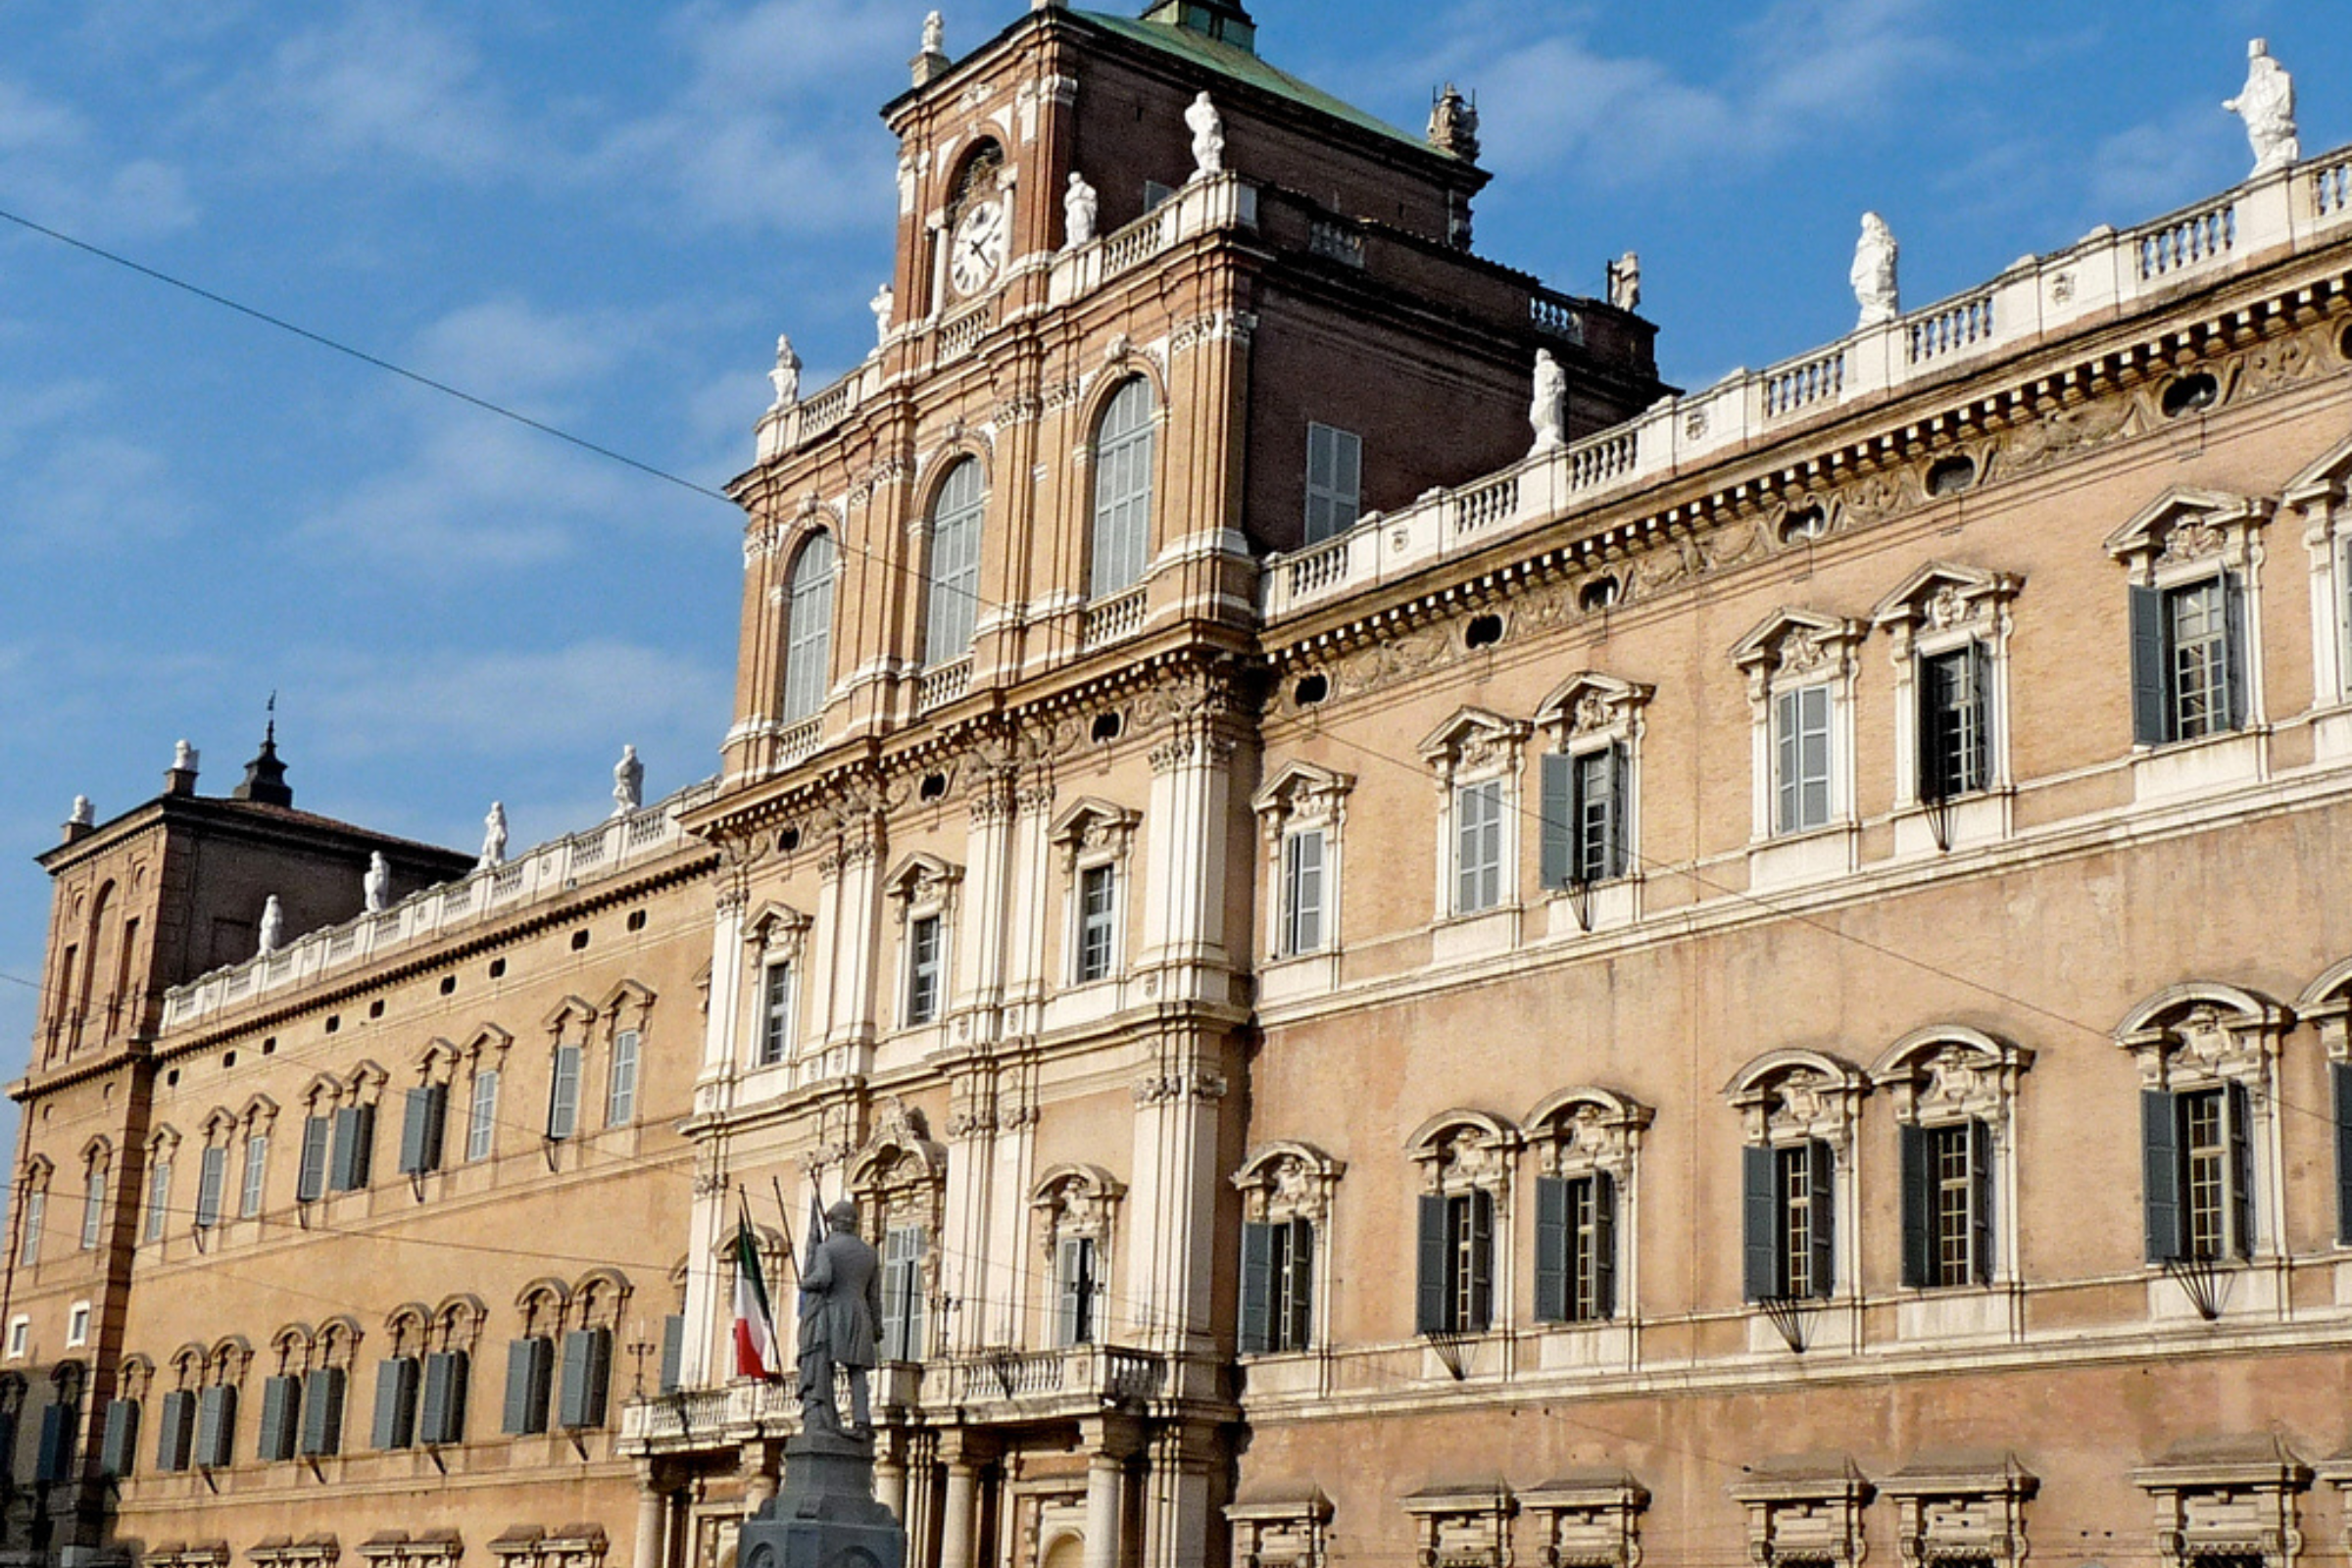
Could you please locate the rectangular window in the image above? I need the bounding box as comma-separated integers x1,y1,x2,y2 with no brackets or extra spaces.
79,1176,103,1250
144,1162,171,1244
1534,1172,1618,1324
1303,422,1363,545
99,1396,140,1477
1281,829,1325,956
466,1070,499,1163
906,916,944,1025
1453,780,1504,914
1076,865,1117,982
1919,645,1991,801
1542,746,1632,890
6,1316,24,1358
1742,1141,1836,1300
194,1146,226,1230
2130,575,2247,745
35,1399,75,1483
258,1373,302,1463
240,1134,269,1218
2144,1084,2253,1263
1413,1189,1494,1335
155,1389,196,1472
19,1190,43,1267
297,1114,331,1201
1054,1235,1098,1347
547,1045,581,1141
371,1355,420,1450
418,1349,468,1446
502,1336,554,1436
1900,1120,1992,1289
399,1084,448,1176
299,1365,346,1457
759,963,794,1066
66,1301,89,1348
607,1030,640,1127
329,1103,375,1192
1775,685,1835,834
2333,1061,2352,1247
1239,1216,1316,1354
557,1327,612,1430
880,1224,927,1362
194,1384,236,1469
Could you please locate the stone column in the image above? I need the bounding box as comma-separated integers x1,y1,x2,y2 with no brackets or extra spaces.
940,1449,982,1568
1081,1416,1142,1568
744,1439,780,1514
633,1466,669,1568
877,1428,909,1523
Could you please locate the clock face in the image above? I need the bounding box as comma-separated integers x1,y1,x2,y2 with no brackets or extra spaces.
951,199,1007,296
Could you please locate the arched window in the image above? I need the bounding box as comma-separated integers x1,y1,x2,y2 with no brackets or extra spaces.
781,532,837,724
1088,378,1155,598
924,460,986,663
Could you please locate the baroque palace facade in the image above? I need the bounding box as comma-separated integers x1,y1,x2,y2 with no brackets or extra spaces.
15,6,2352,1568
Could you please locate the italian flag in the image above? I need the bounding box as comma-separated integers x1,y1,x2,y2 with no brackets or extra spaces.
731,1211,781,1381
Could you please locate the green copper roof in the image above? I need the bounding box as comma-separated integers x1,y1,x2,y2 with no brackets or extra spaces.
1076,10,1441,158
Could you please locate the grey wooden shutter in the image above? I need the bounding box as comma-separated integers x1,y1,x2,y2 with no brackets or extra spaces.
419,1350,467,1445
1533,1176,1569,1323
1806,1140,1837,1298
195,1385,235,1469
331,1104,374,1191
297,1116,330,1202
1970,642,1995,789
157,1389,195,1471
2222,571,2249,731
99,1397,139,1477
1589,1169,1618,1321
1414,1194,1447,1334
371,1357,417,1449
1467,1188,1494,1331
2130,584,2168,744
1238,1221,1273,1354
2142,1090,2182,1263
558,1328,611,1429
1898,1122,1931,1289
1055,1237,1087,1347
34,1402,73,1483
2333,1063,2352,1246
1606,745,1632,878
2227,1080,2254,1259
1775,691,1801,831
548,1045,582,1140
258,1374,300,1461
299,1366,345,1456
1741,1146,1778,1300
658,1315,684,1395
400,1085,447,1175
1286,1217,1316,1349
1539,753,1575,890
1970,1117,1995,1286
1916,662,1945,803
503,1338,551,1435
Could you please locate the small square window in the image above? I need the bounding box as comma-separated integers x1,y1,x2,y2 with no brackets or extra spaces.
66,1302,90,1349
7,1317,27,1359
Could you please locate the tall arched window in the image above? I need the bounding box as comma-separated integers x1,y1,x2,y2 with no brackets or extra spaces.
924,460,986,664
1088,377,1155,598
781,532,837,724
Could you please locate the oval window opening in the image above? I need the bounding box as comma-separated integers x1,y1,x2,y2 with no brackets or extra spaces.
918,772,949,802
1090,711,1124,744
1464,613,1505,650
779,827,802,854
1293,674,1330,707
2338,321,2352,364
1926,456,1978,497
439,975,458,996
1579,575,1621,612
2162,372,2220,417
1779,506,1828,544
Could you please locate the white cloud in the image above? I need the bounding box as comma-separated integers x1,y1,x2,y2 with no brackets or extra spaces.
0,74,197,239
409,297,637,409
2084,118,2239,223
0,432,191,551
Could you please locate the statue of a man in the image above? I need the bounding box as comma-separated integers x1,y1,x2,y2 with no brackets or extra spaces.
364,852,391,913
1850,211,1899,328
172,738,199,774
2225,38,2298,178
612,744,644,816
797,1200,884,1437
1607,250,1642,312
1064,172,1099,249
870,284,895,348
479,802,509,870
921,10,944,57
258,895,284,956
68,795,94,828
1529,348,1567,454
768,335,802,410
1186,91,1225,180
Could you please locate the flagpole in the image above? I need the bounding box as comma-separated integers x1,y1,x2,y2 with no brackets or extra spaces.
769,1175,804,1292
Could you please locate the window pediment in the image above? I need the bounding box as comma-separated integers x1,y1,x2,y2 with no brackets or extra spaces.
1406,1109,1521,1193
2116,984,2285,1090
884,853,965,911
1233,1141,1347,1223
1869,562,2022,640
1726,1052,1868,1146
2284,432,2352,512
1250,761,1355,829
542,995,598,1038
1417,708,1529,775
1870,1027,2032,1123
1048,798,1140,860
1534,673,1653,746
2103,487,2270,575
1732,610,1864,694
745,901,813,954
1523,1087,1653,1176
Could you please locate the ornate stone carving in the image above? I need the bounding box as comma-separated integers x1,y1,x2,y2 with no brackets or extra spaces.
1730,1458,1872,1568
1063,172,1098,248
768,334,802,410
1851,212,1899,328
1524,1473,1648,1568
1530,349,1567,454
2225,39,2299,178
1186,92,1225,179
1402,1485,1515,1568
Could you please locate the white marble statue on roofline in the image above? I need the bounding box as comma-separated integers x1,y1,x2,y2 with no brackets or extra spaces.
1529,348,1567,455
768,335,802,411
1063,172,1099,249
1187,91,1225,180
921,10,944,56
1850,211,1899,328
797,1199,883,1437
612,744,644,817
869,284,895,349
69,796,93,828
2225,38,2299,179
363,853,391,914
478,801,509,870
172,739,199,774
257,895,284,956
1607,250,1641,312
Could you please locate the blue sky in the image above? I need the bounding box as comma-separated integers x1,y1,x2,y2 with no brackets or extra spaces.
1,0,2345,1074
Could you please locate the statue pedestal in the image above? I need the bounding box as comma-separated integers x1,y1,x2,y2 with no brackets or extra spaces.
740,1431,907,1568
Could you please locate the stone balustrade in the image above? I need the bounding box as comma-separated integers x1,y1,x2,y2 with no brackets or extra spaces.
1080,586,1149,650
158,779,721,1031
1261,143,2352,621
1047,172,1258,309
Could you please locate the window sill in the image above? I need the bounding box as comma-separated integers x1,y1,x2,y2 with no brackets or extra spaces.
1430,906,1518,964
1541,877,1639,939
1747,824,1856,890
1744,1298,1858,1355
1530,1318,1634,1371
1258,950,1340,1004
2148,1255,2280,1321
1893,1285,2017,1344
2131,727,2263,804
1889,792,2009,858
1417,1330,1507,1381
